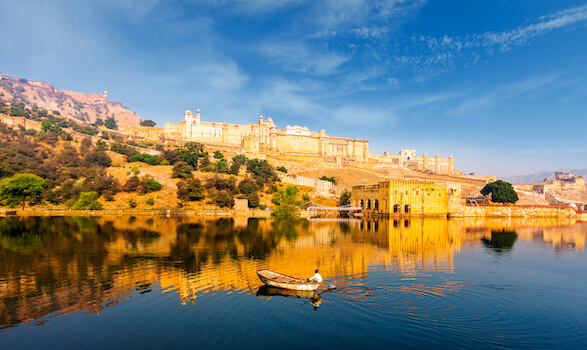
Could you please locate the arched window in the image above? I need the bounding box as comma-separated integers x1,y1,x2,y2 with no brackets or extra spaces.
359,199,364,209
366,200,371,209
405,204,411,213
448,188,454,196
394,204,400,213
374,199,379,210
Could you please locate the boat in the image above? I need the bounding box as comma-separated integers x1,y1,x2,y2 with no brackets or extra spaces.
256,269,321,291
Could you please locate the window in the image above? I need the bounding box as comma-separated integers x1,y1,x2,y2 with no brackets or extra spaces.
394,204,400,213
374,199,379,210
405,204,411,213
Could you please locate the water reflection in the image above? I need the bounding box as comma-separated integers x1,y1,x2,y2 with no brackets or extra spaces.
481,230,518,254
256,285,323,310
0,216,585,330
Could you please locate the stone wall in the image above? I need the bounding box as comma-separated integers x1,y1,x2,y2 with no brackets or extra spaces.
0,114,42,130
451,205,577,218
279,174,348,197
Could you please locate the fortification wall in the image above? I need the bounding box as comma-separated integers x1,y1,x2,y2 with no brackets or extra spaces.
279,174,348,197
451,205,577,218
0,114,42,131
53,88,107,103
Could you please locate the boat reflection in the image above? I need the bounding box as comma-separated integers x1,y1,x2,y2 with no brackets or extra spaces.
256,285,323,309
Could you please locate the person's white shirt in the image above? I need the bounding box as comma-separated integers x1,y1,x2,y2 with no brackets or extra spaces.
309,272,323,283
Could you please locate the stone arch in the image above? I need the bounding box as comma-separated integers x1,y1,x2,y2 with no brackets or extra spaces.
359,199,364,209
393,204,400,213
404,204,411,213
374,199,379,210
366,199,371,209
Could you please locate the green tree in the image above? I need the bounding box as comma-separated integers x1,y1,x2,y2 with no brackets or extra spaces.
480,180,519,204
213,190,234,208
176,142,207,169
271,186,301,218
213,150,224,159
319,176,337,184
104,117,118,130
0,173,46,209
140,119,157,127
339,190,351,206
247,159,277,183
276,166,288,173
172,162,194,179
72,191,102,210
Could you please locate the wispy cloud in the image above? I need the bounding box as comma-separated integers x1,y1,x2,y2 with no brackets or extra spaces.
260,42,349,75
454,74,566,114
389,4,587,79
472,4,587,50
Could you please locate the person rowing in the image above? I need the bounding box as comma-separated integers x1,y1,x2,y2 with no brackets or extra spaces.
308,269,323,283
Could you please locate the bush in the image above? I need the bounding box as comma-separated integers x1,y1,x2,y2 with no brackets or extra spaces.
72,191,102,210
339,190,351,206
276,166,288,173
172,162,194,179
145,179,162,192
319,176,336,184
129,198,137,208
212,190,234,208
146,197,155,205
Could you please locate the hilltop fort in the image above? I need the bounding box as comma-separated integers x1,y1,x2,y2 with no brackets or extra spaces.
123,109,457,175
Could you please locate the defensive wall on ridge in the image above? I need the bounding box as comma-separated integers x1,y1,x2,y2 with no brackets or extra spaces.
279,174,348,197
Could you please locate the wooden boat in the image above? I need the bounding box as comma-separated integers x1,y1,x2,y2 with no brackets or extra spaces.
256,269,321,291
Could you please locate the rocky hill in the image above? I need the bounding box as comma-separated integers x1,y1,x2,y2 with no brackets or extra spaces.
500,169,587,184
0,73,143,126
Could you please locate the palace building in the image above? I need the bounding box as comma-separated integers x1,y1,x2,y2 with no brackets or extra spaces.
352,180,462,217
122,108,456,173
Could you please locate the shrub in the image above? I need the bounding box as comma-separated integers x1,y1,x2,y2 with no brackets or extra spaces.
146,197,155,205
72,191,102,210
212,190,234,208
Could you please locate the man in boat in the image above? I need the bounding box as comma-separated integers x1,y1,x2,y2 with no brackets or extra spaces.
308,270,323,283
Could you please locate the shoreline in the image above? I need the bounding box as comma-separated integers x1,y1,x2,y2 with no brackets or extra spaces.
1,208,585,220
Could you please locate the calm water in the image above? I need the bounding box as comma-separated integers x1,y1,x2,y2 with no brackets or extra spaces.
0,216,586,349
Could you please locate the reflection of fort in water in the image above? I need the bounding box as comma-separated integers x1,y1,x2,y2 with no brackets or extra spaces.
0,216,585,329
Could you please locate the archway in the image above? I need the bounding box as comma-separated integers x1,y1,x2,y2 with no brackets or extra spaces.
393,204,400,213
366,199,371,209
374,199,379,210
404,204,411,213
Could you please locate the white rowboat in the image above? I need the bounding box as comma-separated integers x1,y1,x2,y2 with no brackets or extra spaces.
257,269,321,291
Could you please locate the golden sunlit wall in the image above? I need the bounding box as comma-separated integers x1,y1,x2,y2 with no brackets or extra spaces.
352,180,461,216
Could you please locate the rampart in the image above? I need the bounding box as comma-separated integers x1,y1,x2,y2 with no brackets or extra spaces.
0,114,42,130
279,174,348,197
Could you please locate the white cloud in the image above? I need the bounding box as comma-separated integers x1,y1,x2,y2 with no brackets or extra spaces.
260,43,349,75
474,4,587,50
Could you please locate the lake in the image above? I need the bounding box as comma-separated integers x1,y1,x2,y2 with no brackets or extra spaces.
0,216,586,349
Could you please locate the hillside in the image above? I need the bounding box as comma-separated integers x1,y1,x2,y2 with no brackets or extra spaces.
0,73,143,127
501,169,587,184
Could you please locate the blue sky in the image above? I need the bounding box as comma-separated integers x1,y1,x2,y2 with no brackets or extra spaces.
1,0,586,176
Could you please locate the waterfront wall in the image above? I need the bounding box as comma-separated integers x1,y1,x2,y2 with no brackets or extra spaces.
451,205,577,218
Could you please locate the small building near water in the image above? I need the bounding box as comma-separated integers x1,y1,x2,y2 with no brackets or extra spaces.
351,180,462,217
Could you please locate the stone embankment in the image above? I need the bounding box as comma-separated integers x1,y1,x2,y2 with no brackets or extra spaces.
1,209,272,218
451,205,580,218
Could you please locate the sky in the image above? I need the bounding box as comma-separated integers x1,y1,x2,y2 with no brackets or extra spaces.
1,0,586,177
